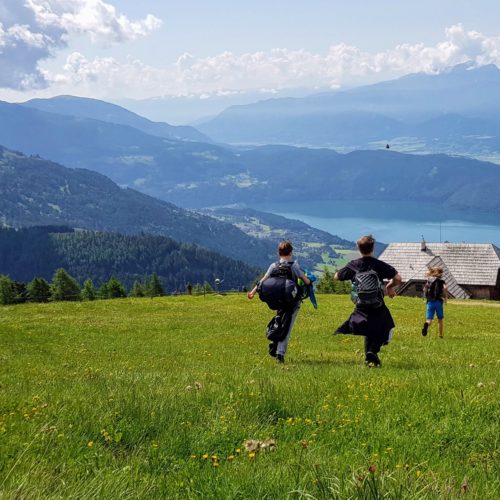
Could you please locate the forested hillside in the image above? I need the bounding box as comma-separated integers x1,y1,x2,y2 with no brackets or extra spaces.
0,226,260,291
0,146,274,267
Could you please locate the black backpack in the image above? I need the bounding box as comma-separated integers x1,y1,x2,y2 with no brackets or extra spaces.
350,268,384,309
258,261,300,311
266,309,294,342
424,278,444,301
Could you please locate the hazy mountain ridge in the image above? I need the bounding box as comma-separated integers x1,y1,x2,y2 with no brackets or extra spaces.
197,64,500,152
0,99,246,193
1,80,500,216
23,96,213,143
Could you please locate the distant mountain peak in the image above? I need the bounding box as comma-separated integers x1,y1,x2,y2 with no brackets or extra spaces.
447,61,499,74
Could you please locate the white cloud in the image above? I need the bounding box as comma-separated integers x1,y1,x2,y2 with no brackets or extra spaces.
27,0,162,43
42,24,500,99
0,0,161,90
3,21,500,98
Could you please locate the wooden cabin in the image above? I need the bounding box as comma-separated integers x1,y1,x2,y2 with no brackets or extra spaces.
379,242,500,300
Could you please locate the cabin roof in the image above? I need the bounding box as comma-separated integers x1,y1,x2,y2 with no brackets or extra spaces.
379,242,500,286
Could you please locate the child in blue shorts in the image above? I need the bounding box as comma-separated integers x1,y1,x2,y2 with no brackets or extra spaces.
422,267,448,338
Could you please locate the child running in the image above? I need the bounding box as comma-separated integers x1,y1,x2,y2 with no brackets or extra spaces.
422,267,448,338
334,235,401,367
248,240,310,364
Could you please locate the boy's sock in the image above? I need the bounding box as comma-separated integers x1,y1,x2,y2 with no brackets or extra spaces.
421,322,429,336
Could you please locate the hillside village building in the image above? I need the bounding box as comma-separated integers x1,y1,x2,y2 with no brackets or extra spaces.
379,242,500,300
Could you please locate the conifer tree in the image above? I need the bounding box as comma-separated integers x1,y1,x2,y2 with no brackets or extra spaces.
27,277,51,302
146,273,164,297
12,281,28,303
316,267,335,294
50,268,81,301
81,279,97,301
106,276,127,298
130,280,145,298
0,275,16,305
98,282,109,300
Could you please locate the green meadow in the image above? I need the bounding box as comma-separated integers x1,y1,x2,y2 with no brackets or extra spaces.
0,295,498,499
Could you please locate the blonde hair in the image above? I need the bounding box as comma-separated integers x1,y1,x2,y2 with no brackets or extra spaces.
426,266,443,277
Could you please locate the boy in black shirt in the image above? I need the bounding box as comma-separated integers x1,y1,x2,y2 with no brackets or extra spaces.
334,235,401,367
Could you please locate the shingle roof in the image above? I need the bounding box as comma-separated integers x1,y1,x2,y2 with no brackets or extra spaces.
379,242,500,286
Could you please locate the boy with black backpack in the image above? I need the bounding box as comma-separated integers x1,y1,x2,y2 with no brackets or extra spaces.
422,267,448,338
248,240,311,364
334,235,401,367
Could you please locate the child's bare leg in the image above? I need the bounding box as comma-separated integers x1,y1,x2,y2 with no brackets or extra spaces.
422,318,432,336
438,319,444,338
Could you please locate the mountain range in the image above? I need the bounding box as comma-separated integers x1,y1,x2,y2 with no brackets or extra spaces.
197,64,500,154
24,95,212,143
1,96,500,214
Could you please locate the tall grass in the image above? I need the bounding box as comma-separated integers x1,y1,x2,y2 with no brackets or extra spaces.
0,295,498,498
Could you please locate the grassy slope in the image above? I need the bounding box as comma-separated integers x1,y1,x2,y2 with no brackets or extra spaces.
0,296,498,499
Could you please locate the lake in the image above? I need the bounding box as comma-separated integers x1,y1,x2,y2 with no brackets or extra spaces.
259,200,500,246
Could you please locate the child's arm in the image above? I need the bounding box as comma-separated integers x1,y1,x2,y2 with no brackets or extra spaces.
298,271,311,286
247,273,270,299
385,273,402,298
443,283,448,304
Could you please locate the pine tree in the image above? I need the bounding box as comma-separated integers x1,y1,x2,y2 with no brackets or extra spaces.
130,280,145,298
146,273,164,297
316,267,335,294
50,268,81,301
81,279,97,301
27,277,51,302
12,281,28,303
186,282,193,295
0,275,16,305
98,282,109,299
106,276,127,298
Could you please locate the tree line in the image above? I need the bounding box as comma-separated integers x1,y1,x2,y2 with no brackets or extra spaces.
0,265,349,305
0,268,226,305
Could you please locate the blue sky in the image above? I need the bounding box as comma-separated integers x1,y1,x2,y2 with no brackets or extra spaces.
1,0,500,101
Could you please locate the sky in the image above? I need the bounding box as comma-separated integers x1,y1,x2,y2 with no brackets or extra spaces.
2,0,500,102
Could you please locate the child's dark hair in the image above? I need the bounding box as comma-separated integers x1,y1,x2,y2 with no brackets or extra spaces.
278,240,293,256
357,235,375,255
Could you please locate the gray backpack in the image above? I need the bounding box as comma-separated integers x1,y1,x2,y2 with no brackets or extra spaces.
351,268,384,308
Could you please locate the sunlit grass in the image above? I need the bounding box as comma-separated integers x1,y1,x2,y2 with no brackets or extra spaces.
0,295,498,498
